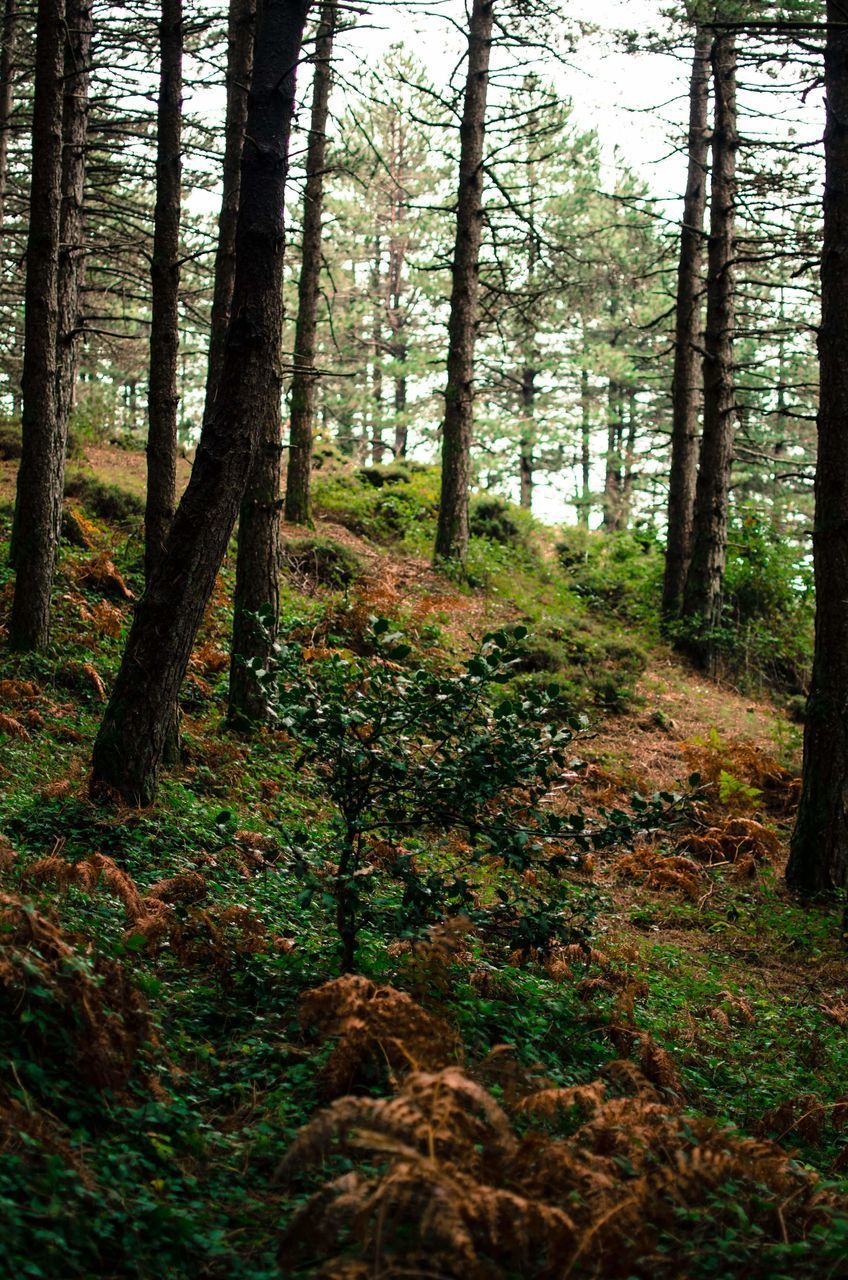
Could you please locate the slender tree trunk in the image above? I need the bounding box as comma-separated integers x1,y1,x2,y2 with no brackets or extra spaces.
519,364,535,510
662,29,712,616
393,356,407,459
91,0,310,805
205,0,255,405
370,243,384,465
579,364,591,527
8,0,66,650
602,380,623,531
680,35,737,672
788,6,848,894
284,2,334,524
0,0,18,236
619,389,638,526
144,0,183,581
55,0,93,447
433,0,493,565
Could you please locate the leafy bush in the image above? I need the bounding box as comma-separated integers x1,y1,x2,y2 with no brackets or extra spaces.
313,464,440,544
63,472,145,525
721,513,813,693
0,419,21,459
283,536,364,589
557,525,663,625
252,620,686,970
469,494,525,548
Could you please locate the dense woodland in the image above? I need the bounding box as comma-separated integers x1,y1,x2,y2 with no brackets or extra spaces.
2,0,848,1275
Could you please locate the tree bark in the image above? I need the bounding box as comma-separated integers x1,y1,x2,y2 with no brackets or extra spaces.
55,0,93,447
8,0,66,651
0,0,18,236
602,380,624,531
787,6,848,894
205,0,255,405
433,0,493,565
680,34,737,671
518,364,535,510
284,2,334,524
91,0,310,805
144,0,183,581
579,364,591,527
662,29,711,617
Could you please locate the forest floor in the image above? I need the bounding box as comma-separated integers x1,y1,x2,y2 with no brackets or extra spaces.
0,447,846,1279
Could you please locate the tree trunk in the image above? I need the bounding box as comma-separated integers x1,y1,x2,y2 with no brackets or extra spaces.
433,0,493,565
393,358,407,459
602,380,623,531
621,388,638,524
680,34,737,671
284,2,334,524
518,364,535,510
0,0,18,236
91,0,310,805
8,0,66,651
787,6,848,894
55,0,93,447
144,0,183,581
205,0,255,406
662,29,712,617
579,364,591,527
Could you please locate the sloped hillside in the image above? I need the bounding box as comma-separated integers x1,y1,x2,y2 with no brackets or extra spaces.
0,453,845,1280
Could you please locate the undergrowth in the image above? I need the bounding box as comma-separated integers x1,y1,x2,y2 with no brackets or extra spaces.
0,458,843,1279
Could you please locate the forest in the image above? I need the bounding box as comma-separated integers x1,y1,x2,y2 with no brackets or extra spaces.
1,0,848,1275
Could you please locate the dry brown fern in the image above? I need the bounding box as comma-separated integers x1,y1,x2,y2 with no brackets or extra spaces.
300,975,460,1097
0,891,153,1089
679,816,780,865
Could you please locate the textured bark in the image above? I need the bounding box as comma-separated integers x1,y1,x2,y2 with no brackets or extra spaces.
91,0,310,805
518,365,535,511
0,0,18,234
434,0,493,564
602,381,624,531
55,0,93,446
8,0,66,650
662,30,712,617
393,363,408,459
205,0,255,405
284,2,334,524
680,34,737,671
144,0,183,581
788,7,848,894
578,364,591,527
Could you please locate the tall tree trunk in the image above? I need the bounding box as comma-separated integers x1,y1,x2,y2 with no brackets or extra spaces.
8,0,66,650
787,6,848,894
680,34,737,671
370,240,384,464
205,0,255,405
55,0,93,446
602,380,623,531
621,389,638,524
284,2,334,524
579,364,591,527
662,29,712,616
0,0,18,236
518,364,535,510
91,0,310,805
433,0,493,565
393,356,407,459
144,0,183,581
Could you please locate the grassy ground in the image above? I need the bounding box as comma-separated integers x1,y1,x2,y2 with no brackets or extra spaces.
0,453,845,1278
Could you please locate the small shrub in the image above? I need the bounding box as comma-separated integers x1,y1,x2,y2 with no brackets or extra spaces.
557,525,663,625
283,536,364,589
0,420,21,460
64,472,145,526
469,494,524,548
